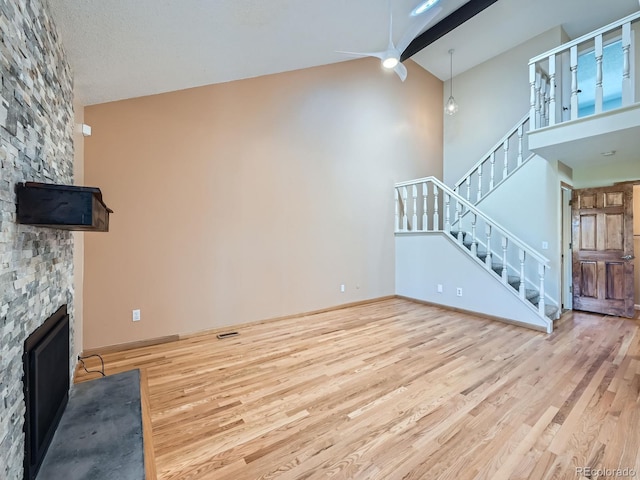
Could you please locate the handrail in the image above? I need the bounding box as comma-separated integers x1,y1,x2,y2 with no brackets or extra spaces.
454,113,530,188
529,10,640,64
395,176,551,267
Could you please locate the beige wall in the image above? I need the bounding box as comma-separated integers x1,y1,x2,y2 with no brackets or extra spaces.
73,99,85,358
83,59,443,349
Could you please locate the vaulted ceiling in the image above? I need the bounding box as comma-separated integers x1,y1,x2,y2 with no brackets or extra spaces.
48,0,639,106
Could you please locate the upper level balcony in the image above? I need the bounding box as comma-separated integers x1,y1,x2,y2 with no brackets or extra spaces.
527,11,640,170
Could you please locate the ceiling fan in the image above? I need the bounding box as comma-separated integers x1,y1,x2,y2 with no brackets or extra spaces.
338,0,442,81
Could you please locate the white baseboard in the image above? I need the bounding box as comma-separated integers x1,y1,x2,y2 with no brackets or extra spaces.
635,304,640,311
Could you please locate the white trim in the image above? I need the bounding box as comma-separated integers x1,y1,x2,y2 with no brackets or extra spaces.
635,304,640,310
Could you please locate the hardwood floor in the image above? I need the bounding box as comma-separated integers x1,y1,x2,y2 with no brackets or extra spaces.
75,298,640,479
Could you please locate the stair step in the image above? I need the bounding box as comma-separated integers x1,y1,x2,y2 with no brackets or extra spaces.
545,305,559,320
491,263,506,275
530,303,559,320
506,275,520,287
447,228,559,322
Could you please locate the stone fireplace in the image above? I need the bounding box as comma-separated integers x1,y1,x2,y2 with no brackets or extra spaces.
0,0,76,479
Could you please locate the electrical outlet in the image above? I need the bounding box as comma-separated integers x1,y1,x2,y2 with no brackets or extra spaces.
542,241,549,250
437,284,443,293
132,309,141,322
456,287,463,297
340,284,345,293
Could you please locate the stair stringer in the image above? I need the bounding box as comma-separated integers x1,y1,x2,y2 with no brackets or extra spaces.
395,232,552,333
450,155,561,313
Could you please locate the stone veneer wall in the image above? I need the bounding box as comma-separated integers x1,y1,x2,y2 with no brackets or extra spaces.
0,0,75,478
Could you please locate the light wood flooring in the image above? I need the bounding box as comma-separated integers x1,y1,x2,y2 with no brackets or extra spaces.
75,298,640,479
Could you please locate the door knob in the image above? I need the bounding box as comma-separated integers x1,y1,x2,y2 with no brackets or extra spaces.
621,254,635,260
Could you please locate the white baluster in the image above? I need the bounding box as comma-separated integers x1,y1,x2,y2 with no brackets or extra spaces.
501,237,508,283
535,71,542,127
544,80,550,126
517,125,524,166
471,214,477,256
412,184,418,231
444,193,451,233
538,263,546,317
465,176,471,203
529,63,537,128
477,164,483,203
402,186,408,231
539,77,547,126
622,22,632,105
519,249,526,299
489,152,495,190
570,45,579,120
595,34,603,114
422,182,428,231
503,140,509,180
548,53,557,125
485,225,492,268
433,185,439,231
456,200,463,244
395,189,399,232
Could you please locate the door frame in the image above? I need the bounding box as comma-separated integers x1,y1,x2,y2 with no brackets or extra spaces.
571,183,635,317
561,182,573,311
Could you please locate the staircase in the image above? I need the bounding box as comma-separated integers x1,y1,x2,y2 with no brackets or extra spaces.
395,115,559,333
395,11,640,333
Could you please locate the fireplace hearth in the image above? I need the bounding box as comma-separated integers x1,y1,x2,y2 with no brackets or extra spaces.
22,305,70,480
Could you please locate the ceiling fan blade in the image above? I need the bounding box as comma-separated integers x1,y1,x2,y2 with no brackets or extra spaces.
394,62,408,82
336,50,387,61
396,6,442,54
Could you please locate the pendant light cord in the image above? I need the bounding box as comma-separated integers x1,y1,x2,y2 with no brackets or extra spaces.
449,49,454,97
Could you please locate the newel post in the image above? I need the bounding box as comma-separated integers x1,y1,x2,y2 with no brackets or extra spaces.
538,263,546,317
529,63,537,128
394,188,399,232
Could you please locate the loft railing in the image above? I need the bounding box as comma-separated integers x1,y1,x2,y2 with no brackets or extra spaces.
453,114,533,204
395,176,552,328
529,11,640,129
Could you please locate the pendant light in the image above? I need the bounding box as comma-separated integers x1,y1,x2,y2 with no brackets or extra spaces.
445,49,459,116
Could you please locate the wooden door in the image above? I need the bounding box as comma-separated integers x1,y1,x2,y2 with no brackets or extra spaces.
572,184,635,317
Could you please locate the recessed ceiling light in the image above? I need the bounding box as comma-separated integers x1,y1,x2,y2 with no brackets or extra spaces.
601,151,616,156
411,0,440,16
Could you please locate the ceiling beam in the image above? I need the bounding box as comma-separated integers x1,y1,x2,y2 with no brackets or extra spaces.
400,0,499,62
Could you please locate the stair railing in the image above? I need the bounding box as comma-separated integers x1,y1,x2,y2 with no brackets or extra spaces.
453,114,533,204
529,11,640,129
395,176,551,321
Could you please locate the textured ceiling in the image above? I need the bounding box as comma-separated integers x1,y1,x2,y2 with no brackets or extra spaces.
48,0,639,106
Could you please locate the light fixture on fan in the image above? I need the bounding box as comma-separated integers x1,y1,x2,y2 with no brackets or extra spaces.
336,2,442,81
445,49,459,115
382,50,400,69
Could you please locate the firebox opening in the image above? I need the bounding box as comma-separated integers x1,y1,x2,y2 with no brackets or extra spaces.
23,305,70,480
